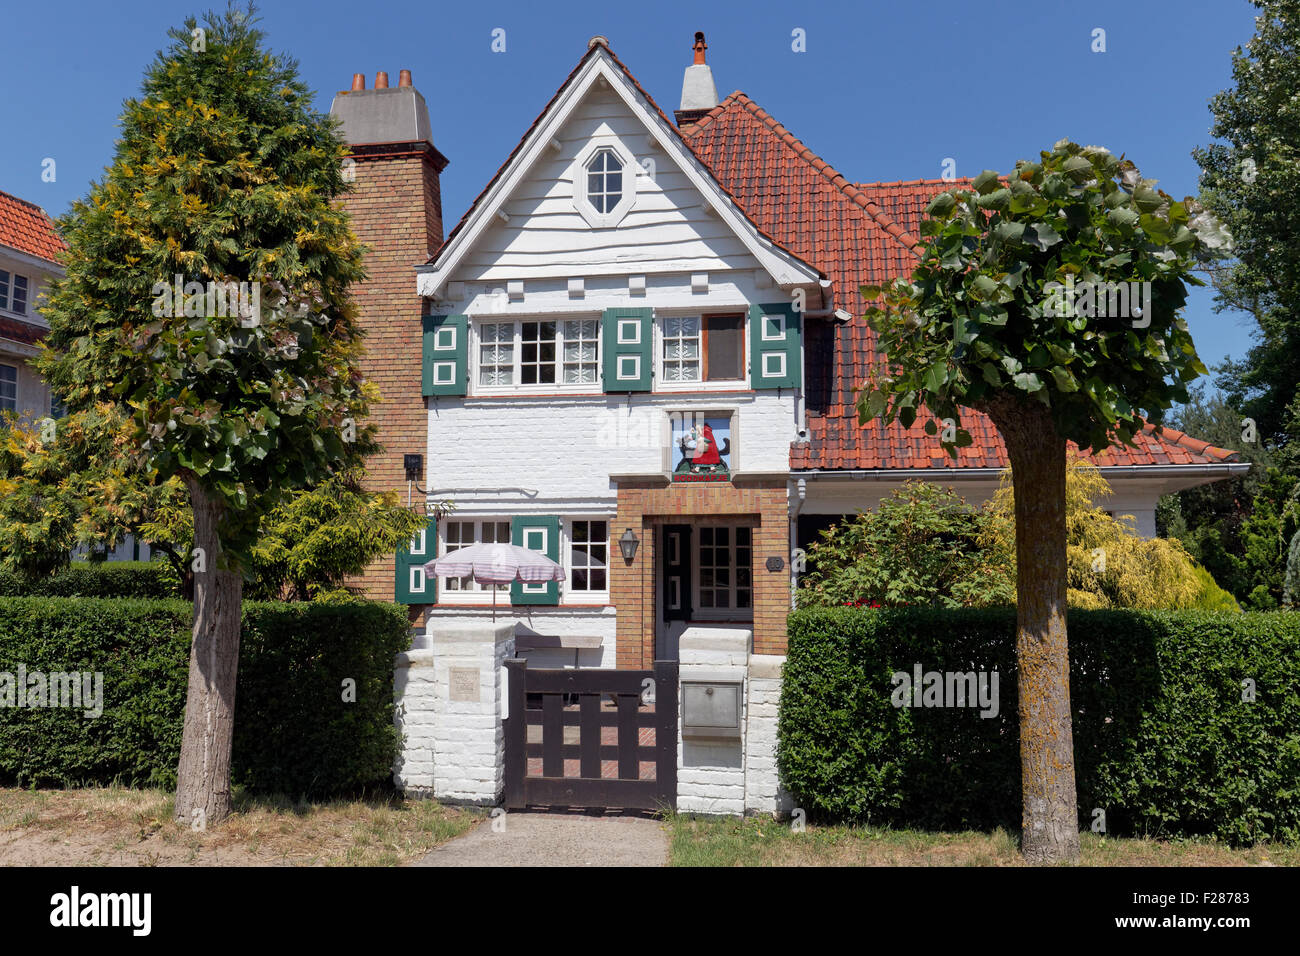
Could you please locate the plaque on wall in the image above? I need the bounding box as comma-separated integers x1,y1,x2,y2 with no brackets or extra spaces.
448,667,480,703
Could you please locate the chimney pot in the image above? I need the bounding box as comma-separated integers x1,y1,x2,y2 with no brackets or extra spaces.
399,69,412,87
693,31,707,64
375,71,389,89
351,72,366,91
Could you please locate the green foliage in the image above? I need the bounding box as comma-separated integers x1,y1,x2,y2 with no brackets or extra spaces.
778,607,1300,845
1194,1,1300,444
858,140,1216,455
0,597,410,794
801,460,1231,611
1191,565,1242,612
37,5,375,558
0,407,425,597
1285,527,1300,608
0,406,190,580
245,472,429,601
983,455,1216,609
232,600,411,794
0,562,181,599
797,482,1014,608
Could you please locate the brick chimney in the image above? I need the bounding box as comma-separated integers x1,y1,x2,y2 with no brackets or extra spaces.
674,32,718,131
330,72,449,604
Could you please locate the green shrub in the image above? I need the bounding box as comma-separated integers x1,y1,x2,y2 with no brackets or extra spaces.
1191,565,1241,611
0,561,182,599
0,597,410,796
778,607,1300,845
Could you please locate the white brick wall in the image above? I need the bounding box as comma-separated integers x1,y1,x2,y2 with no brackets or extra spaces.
744,655,792,816
393,624,515,804
677,628,749,815
427,390,798,513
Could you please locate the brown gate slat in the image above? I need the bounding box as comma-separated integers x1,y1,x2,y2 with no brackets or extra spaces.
616,693,639,780
503,659,527,809
579,693,600,779
653,660,679,807
541,693,564,778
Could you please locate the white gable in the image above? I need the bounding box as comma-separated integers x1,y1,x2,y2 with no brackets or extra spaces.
416,49,821,299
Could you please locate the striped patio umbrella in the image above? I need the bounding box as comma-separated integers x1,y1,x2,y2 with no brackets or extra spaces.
422,542,565,620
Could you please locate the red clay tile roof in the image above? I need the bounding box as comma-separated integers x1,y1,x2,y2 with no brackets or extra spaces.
0,189,65,264
682,94,1239,472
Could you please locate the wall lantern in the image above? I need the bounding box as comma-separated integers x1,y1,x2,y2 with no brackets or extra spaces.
618,527,640,563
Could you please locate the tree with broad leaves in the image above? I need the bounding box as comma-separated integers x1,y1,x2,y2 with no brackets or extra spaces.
858,140,1223,863
38,5,376,826
1193,0,1300,453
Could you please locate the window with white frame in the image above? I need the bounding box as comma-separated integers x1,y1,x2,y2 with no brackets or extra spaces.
662,314,744,384
477,319,600,390
585,149,623,214
479,322,515,386
0,270,29,316
0,364,16,414
440,519,511,592
696,525,752,618
568,519,608,593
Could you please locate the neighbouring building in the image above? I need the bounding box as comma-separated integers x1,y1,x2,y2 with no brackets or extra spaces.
0,189,66,422
332,35,1248,669
0,187,149,562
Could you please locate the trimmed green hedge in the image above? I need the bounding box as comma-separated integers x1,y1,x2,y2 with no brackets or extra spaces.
778,607,1300,846
0,561,182,599
0,597,410,796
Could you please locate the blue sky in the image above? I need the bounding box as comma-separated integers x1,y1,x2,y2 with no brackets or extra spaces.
0,0,1260,384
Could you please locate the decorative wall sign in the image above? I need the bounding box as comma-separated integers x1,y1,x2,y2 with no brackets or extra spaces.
671,414,732,482
765,556,785,572
448,667,480,703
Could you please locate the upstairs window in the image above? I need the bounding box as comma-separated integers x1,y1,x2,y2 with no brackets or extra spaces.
477,319,600,390
662,314,745,384
585,149,622,214
0,270,29,315
575,140,636,228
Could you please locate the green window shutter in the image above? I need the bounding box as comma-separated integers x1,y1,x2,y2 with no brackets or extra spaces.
601,307,652,392
423,313,468,396
395,517,438,604
510,515,561,606
748,303,802,389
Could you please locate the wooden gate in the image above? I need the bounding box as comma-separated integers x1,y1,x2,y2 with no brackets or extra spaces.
503,659,678,811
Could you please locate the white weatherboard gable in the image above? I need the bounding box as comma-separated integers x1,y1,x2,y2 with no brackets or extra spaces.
417,49,821,299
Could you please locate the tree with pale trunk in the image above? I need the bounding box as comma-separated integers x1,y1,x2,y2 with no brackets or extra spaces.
857,140,1224,862
38,5,375,826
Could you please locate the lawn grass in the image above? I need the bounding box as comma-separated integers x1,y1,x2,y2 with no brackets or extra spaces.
665,814,1300,867
0,784,482,866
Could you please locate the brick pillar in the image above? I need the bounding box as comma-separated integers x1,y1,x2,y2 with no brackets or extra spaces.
337,141,448,601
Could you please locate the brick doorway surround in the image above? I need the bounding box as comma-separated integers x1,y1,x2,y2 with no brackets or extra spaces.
610,478,789,668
